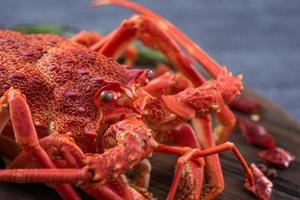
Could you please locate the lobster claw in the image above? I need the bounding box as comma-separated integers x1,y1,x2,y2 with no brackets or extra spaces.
244,163,273,200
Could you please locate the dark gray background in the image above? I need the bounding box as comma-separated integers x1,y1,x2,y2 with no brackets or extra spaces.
0,0,299,121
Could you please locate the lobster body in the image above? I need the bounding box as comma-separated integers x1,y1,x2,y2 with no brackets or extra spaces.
0,30,129,153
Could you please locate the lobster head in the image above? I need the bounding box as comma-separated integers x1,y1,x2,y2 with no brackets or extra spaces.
94,67,153,122
93,68,153,152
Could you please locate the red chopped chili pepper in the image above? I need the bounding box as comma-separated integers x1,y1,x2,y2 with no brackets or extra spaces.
258,147,295,168
230,96,261,114
244,163,273,200
238,118,276,149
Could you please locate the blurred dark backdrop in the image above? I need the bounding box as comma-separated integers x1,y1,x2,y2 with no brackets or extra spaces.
0,0,299,121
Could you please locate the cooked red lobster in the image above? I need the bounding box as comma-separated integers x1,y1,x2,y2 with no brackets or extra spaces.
0,0,274,199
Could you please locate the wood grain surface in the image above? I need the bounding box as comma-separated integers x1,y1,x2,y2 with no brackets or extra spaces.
0,89,299,200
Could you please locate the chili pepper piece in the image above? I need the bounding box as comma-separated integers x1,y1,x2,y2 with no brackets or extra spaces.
244,163,273,200
258,147,295,168
238,118,276,149
231,96,261,114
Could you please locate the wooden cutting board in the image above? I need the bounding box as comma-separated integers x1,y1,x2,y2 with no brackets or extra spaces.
0,89,299,200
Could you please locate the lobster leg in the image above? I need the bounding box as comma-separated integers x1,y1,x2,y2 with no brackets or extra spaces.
0,94,19,159
170,124,204,200
143,72,232,199
143,72,241,199
142,71,192,97
96,15,205,85
70,30,138,65
192,116,224,200
10,133,145,200
0,118,156,199
71,31,103,48
0,94,9,133
0,89,81,200
128,159,151,189
155,142,254,200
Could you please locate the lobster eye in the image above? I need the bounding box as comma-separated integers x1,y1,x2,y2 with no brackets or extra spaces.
146,69,154,79
100,91,114,102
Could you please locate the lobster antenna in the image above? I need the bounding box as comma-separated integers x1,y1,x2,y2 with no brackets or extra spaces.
93,0,224,78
